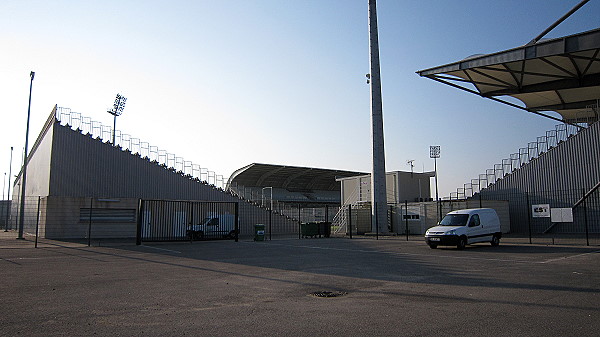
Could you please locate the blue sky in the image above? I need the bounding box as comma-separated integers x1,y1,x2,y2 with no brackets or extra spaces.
1,0,599,199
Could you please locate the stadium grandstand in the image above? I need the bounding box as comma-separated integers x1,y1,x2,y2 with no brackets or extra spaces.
417,20,599,242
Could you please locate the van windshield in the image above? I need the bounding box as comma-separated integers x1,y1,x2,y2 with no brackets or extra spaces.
439,214,469,226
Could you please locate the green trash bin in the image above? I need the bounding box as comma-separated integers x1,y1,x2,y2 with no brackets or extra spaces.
319,222,332,238
301,222,318,238
254,224,265,241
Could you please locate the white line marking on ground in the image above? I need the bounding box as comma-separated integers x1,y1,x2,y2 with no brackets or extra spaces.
141,245,182,254
541,249,600,264
254,242,536,264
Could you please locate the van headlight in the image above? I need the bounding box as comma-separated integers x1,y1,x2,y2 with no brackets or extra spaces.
446,229,456,235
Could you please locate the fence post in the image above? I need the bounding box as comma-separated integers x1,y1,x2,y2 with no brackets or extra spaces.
268,208,272,241
189,201,194,243
583,188,589,246
526,193,532,244
35,196,41,248
88,197,93,247
136,199,143,245
404,200,409,241
348,204,352,239
235,202,239,243
298,204,301,239
375,202,379,240
389,205,393,234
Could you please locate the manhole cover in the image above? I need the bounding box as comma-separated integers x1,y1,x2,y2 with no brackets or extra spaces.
311,291,347,298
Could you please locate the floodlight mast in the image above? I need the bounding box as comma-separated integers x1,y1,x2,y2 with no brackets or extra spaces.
107,94,127,145
368,0,388,234
430,145,441,221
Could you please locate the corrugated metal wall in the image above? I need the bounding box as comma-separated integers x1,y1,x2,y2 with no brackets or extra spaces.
49,122,230,201
41,122,300,238
479,121,600,233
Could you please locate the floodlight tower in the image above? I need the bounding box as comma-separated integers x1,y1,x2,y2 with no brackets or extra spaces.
107,94,127,145
368,0,388,234
430,145,441,221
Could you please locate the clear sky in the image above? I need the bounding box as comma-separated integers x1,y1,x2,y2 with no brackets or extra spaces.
1,0,599,199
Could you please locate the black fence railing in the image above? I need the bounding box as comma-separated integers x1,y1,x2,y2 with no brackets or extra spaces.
2,196,340,246
477,187,600,246
137,200,239,243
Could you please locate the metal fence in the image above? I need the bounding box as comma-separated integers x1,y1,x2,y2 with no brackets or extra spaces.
477,187,600,246
138,200,239,243
2,196,140,247
2,196,340,246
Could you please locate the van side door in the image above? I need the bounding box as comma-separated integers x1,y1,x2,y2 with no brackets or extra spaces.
466,214,483,243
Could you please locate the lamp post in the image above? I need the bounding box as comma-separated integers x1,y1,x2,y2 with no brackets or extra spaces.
4,147,13,231
107,94,127,145
18,71,35,239
430,145,441,221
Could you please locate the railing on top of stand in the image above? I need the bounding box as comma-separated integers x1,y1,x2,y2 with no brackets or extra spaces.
55,107,226,189
449,111,598,200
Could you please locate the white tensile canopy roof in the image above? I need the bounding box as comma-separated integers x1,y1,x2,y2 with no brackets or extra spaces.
417,28,600,124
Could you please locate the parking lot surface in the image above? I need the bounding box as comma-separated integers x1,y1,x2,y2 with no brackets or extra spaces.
1,233,599,336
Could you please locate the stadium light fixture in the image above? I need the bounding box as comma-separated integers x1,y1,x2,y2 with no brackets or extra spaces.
107,93,127,145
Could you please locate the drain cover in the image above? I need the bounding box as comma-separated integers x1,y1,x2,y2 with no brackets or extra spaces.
311,291,347,298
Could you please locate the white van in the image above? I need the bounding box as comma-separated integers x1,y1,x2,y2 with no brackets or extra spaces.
424,208,502,249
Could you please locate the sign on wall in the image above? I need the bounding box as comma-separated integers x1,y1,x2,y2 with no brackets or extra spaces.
531,204,550,218
550,208,574,223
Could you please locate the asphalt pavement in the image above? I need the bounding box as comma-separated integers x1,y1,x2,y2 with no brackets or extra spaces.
1,231,599,337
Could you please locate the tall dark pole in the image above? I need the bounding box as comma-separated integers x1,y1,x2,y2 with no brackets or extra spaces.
430,146,441,221
368,0,388,234
18,71,35,239
5,146,13,231
112,114,117,145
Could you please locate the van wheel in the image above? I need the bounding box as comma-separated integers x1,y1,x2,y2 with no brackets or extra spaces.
429,244,437,249
457,237,467,250
228,230,237,239
491,235,500,246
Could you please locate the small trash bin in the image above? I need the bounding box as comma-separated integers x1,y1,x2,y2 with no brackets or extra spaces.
254,224,265,241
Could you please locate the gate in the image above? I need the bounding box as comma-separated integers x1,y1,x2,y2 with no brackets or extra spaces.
136,200,238,244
